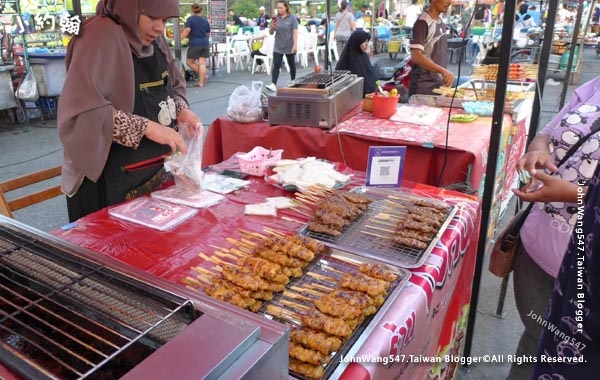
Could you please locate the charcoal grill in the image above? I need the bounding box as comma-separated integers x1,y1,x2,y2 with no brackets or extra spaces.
268,71,363,129
299,187,458,268
0,216,289,380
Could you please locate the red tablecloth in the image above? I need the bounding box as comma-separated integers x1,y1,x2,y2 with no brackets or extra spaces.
48,157,480,380
203,110,514,192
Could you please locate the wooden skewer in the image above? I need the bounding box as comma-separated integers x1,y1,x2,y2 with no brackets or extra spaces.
290,199,313,210
321,264,344,275
281,216,307,224
240,237,258,247
284,290,316,303
191,265,218,277
226,237,254,249
290,285,323,297
280,299,312,312
182,276,205,288
385,199,410,209
369,217,397,227
295,194,318,205
213,250,239,261
365,224,395,234
238,229,267,240
289,208,312,218
331,255,361,267
375,212,402,220
361,230,392,240
266,305,301,323
305,283,335,293
263,226,286,237
307,272,338,283
297,192,321,202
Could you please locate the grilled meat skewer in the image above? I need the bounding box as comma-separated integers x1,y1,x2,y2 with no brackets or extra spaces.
290,328,342,356
289,342,331,365
289,358,324,380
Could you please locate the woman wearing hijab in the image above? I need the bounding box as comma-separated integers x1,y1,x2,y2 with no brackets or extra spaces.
335,30,377,96
57,0,202,222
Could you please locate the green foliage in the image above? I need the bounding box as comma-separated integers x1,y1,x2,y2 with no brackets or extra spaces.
230,0,264,19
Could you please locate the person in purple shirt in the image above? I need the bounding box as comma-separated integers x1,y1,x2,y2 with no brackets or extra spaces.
508,76,600,379
532,161,600,378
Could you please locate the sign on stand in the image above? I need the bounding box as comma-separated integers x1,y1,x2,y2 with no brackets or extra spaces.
210,0,227,43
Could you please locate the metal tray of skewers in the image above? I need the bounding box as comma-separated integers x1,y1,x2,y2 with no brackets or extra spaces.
186,233,410,380
297,187,458,269
264,247,410,380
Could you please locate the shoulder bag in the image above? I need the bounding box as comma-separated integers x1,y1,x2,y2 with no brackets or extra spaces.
489,120,600,277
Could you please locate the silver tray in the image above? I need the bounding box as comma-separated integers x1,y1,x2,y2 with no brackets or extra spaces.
298,187,457,269
261,247,410,380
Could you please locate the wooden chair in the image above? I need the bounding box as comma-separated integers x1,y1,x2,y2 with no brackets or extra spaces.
0,166,62,218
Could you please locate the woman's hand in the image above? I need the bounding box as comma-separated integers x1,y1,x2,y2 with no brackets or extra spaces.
177,108,201,128
517,149,558,176
512,172,580,203
145,121,187,154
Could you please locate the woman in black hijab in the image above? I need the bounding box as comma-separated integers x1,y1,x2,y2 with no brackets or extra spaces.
335,30,377,96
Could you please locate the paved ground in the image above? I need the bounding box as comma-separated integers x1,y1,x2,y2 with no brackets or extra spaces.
1,46,599,379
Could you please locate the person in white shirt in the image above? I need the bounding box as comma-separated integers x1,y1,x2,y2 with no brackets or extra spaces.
402,0,422,30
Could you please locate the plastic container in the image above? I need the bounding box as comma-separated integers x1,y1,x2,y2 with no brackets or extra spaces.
237,146,283,176
372,94,400,119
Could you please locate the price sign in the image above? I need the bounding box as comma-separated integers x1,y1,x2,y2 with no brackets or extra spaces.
211,17,226,29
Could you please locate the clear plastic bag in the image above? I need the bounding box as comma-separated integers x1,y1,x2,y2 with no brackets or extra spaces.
164,122,204,191
16,71,39,102
226,81,263,123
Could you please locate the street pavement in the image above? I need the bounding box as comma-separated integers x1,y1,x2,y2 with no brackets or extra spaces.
1,46,599,380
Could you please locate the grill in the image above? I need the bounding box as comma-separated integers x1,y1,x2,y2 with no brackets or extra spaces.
0,225,197,380
268,71,364,129
288,71,353,91
300,187,457,268
0,218,290,380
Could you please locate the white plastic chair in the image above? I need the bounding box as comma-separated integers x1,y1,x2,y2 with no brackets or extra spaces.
304,32,319,66
251,34,275,75
232,38,252,71
317,31,339,63
296,32,307,68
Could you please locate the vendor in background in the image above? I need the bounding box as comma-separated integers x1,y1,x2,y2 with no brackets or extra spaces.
181,3,211,87
229,9,244,27
335,30,377,96
57,0,201,222
507,75,600,379
257,6,269,30
334,0,355,57
266,0,298,92
408,0,454,96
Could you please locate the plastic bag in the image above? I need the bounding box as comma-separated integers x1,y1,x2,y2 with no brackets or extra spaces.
226,81,263,123
16,71,39,102
164,122,204,191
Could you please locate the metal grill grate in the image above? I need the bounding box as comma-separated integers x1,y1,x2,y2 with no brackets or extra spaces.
261,249,410,380
0,225,198,380
290,71,351,89
300,187,457,268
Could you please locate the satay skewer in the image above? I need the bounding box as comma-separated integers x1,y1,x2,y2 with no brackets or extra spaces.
238,229,267,240
307,272,338,283
182,276,206,288
305,283,335,293
266,305,302,324
321,264,345,275
288,208,313,218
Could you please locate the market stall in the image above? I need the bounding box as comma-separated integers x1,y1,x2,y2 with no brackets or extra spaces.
28,158,479,380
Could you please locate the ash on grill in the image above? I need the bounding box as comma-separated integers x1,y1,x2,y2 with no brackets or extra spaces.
0,225,198,380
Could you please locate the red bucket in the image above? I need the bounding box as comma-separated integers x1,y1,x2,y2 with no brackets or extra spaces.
372,94,400,119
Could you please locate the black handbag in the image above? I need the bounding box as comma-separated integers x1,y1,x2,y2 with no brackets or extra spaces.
488,120,600,277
